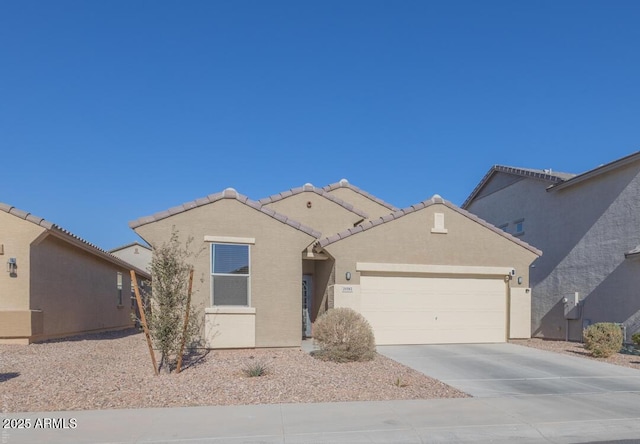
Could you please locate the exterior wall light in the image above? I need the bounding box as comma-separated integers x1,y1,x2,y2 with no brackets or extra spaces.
345,272,351,281
7,258,17,276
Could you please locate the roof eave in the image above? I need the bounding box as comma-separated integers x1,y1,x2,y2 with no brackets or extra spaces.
547,151,640,193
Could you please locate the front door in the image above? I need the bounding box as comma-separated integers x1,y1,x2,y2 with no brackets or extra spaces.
302,275,313,338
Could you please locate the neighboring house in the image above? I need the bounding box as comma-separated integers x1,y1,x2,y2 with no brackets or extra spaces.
0,203,151,344
130,180,541,349
109,241,152,273
462,151,640,342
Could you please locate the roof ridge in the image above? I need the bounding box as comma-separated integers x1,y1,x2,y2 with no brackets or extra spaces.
322,178,399,211
258,183,370,218
129,188,322,239
313,195,541,256
0,202,150,277
461,165,576,209
109,241,151,253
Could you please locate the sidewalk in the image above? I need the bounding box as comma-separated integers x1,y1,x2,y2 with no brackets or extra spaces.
4,392,640,443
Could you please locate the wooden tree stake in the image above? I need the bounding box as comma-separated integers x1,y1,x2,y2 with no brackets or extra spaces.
131,270,159,376
176,268,194,374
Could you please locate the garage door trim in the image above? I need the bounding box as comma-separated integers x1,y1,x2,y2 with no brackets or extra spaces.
356,262,513,278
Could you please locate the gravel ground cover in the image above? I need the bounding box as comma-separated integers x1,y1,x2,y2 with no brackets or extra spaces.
511,338,640,370
0,329,467,413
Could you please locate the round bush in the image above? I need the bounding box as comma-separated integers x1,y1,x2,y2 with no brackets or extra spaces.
312,307,376,362
632,332,640,346
583,322,623,358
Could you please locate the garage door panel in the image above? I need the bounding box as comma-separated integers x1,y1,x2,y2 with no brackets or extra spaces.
360,275,506,345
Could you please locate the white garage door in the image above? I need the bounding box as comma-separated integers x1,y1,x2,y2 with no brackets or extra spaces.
360,274,507,345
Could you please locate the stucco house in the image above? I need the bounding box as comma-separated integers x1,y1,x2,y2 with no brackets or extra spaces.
0,203,151,344
130,180,541,349
462,151,640,342
109,241,152,273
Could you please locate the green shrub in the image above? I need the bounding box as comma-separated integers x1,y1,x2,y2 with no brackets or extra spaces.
632,332,640,346
242,359,268,377
583,323,623,358
312,307,376,363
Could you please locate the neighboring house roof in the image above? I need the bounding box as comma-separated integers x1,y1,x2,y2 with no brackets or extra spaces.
314,194,542,256
547,151,640,192
323,178,399,212
462,166,576,209
463,151,640,208
625,244,640,259
0,202,151,278
129,188,323,239
109,241,151,253
259,183,370,219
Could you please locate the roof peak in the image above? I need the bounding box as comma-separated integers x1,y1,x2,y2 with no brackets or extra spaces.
314,195,541,256
259,184,369,218
322,179,399,211
129,189,322,239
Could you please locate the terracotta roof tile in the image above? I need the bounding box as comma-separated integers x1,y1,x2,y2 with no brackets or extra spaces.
323,178,399,212
259,183,369,219
314,195,542,256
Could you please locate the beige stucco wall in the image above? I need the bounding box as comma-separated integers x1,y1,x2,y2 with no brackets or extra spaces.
134,199,316,348
0,211,46,310
325,187,395,219
264,192,363,236
322,204,538,289
29,234,135,340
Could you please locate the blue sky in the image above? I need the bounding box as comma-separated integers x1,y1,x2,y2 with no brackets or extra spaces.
2,1,639,250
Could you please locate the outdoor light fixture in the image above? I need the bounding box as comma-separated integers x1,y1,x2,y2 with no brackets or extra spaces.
7,258,17,275
345,272,351,281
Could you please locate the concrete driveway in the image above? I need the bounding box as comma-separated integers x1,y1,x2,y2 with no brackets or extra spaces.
377,342,640,397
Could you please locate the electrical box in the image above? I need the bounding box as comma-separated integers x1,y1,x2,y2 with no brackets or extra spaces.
563,292,580,320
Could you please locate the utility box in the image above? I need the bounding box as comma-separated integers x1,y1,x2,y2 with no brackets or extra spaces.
563,292,580,320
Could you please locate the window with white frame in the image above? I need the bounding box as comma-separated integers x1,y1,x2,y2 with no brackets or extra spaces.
211,243,250,306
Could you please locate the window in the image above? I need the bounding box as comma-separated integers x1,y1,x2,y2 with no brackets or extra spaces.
514,219,524,236
116,272,123,306
498,223,508,232
211,244,250,306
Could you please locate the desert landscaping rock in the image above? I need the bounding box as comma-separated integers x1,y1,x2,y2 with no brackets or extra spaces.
0,330,468,413
511,337,640,370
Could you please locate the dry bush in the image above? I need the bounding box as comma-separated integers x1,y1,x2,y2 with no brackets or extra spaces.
312,307,376,363
583,322,623,358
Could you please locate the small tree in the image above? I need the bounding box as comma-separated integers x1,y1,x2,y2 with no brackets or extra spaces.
143,228,202,373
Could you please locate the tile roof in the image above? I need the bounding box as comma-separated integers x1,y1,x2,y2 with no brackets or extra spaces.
461,165,576,208
323,178,399,212
259,183,370,219
129,188,323,239
313,194,542,256
0,202,150,278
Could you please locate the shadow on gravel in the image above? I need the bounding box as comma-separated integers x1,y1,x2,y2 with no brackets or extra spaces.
179,349,210,372
0,372,20,382
567,349,593,357
41,328,142,343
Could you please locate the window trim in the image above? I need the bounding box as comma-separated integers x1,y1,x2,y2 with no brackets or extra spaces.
210,242,251,307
